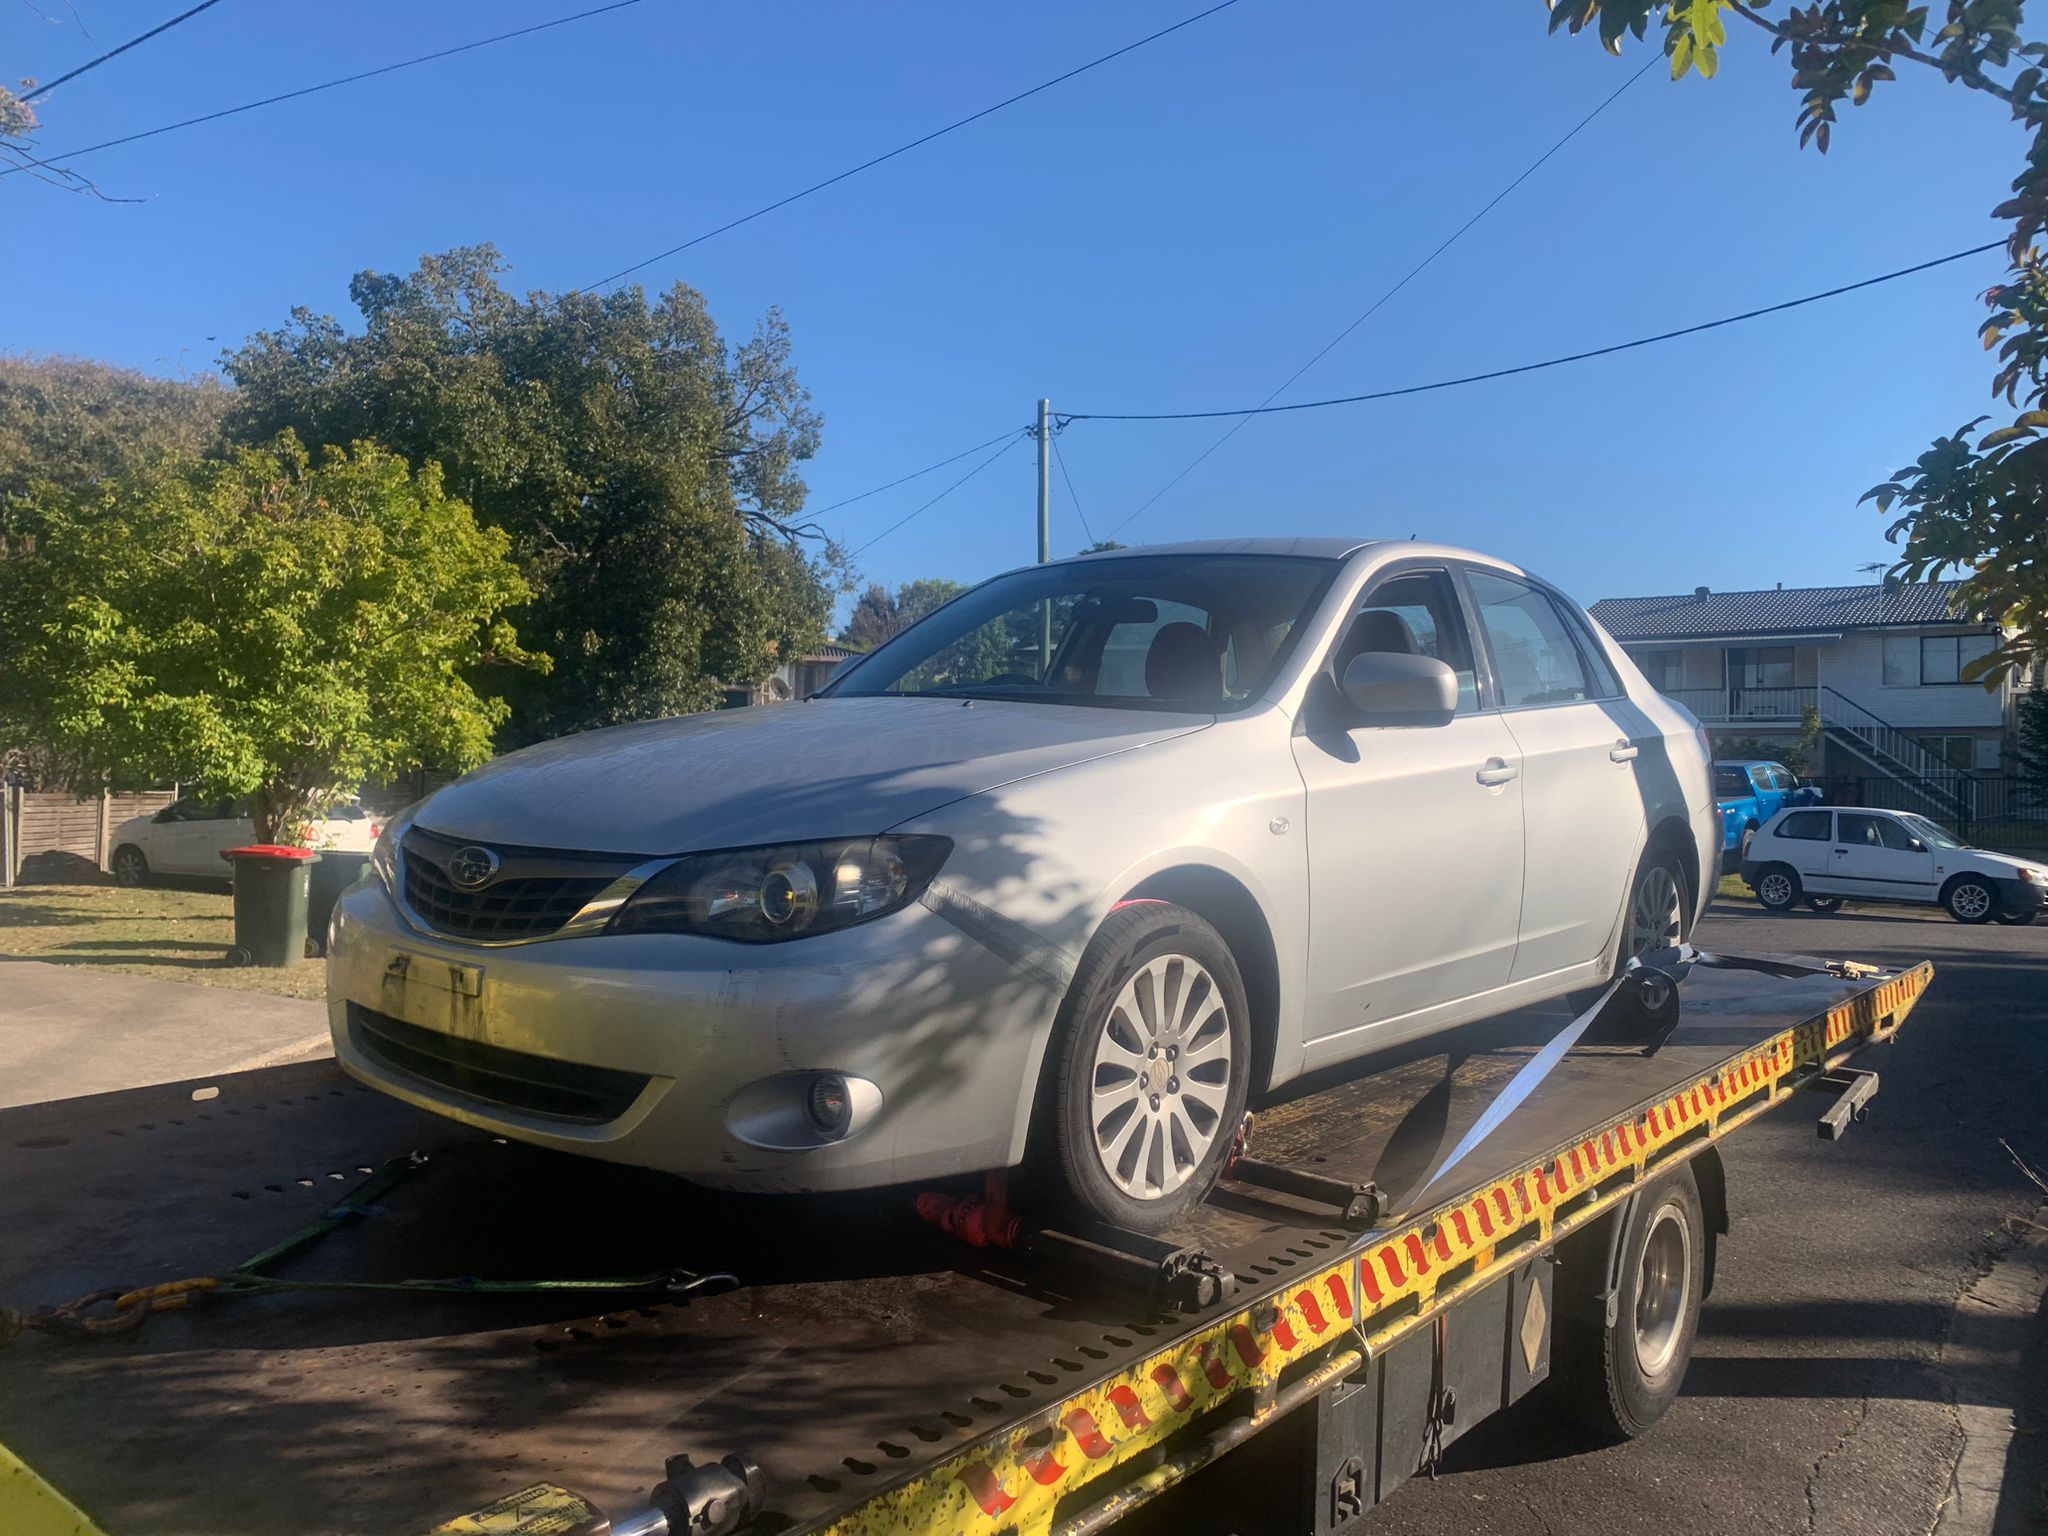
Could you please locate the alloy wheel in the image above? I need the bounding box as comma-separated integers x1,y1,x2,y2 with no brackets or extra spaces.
1626,864,1683,957
1951,882,1993,921
1089,953,1234,1201
112,849,146,886
1757,871,1793,908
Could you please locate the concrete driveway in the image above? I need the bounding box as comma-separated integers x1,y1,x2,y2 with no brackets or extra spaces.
1375,898,2048,1536
0,959,329,1109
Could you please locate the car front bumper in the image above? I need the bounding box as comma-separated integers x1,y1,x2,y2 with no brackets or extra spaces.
325,874,1062,1192
1993,876,2048,915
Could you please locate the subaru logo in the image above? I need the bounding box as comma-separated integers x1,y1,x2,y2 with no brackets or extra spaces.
445,845,502,890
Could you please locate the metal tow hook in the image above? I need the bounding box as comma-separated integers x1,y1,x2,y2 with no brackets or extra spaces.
615,1452,765,1536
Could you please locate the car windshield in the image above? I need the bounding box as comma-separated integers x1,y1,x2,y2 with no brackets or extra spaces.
1897,812,1966,850
827,554,1339,711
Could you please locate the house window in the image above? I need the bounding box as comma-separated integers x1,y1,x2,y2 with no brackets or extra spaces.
1885,632,1997,685
1636,647,1687,691
1730,646,1794,688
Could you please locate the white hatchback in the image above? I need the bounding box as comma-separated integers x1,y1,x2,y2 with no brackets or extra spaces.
109,797,380,885
1742,805,2048,924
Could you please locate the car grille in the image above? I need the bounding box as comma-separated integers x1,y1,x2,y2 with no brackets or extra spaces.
347,1003,651,1125
400,829,615,942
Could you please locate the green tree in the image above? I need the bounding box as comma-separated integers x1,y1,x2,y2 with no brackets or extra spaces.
837,577,971,650
0,435,538,842
2017,686,2048,791
0,355,229,510
1545,2,2048,681
222,246,838,744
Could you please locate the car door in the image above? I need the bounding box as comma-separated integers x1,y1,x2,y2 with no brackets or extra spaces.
1462,568,1650,983
146,798,211,874
1768,809,1837,885
1291,566,1525,1055
1831,812,1939,900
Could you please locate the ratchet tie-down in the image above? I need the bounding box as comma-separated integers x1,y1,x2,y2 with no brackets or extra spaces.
0,1151,738,1347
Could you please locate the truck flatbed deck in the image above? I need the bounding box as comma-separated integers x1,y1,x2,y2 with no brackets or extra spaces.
0,953,1931,1536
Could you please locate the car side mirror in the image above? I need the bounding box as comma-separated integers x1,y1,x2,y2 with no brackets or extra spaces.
1340,652,1458,727
1908,838,1926,853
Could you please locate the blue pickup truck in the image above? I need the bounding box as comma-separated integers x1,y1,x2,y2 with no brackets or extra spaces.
1715,759,1824,872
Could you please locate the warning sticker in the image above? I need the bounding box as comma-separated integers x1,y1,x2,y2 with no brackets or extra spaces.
422,1483,606,1536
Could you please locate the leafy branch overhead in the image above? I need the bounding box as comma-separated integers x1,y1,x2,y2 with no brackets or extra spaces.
1546,0,2048,682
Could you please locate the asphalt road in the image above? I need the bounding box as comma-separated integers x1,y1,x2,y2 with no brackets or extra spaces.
1371,897,2048,1536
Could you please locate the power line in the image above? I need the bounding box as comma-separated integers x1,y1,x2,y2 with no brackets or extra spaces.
2,0,647,179
851,435,1025,557
810,429,1023,518
1110,56,1658,536
19,0,226,102
1051,433,1097,547
1069,240,2005,425
579,0,1248,294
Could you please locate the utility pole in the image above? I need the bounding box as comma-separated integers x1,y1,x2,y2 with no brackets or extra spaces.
1036,397,1053,671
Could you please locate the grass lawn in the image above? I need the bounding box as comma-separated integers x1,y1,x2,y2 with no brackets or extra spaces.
1717,872,1752,903
0,878,326,1000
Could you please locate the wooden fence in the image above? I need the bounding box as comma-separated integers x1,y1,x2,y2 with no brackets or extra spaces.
1,787,178,884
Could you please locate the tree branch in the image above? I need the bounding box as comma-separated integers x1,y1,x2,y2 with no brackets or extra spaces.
1726,1,2021,106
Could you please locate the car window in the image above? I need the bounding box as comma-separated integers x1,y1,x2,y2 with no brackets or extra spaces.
1778,810,1832,841
1836,813,1889,848
1750,767,1774,793
1465,569,1592,708
1875,817,1924,852
1713,766,1749,798
831,553,1337,712
1338,570,1481,713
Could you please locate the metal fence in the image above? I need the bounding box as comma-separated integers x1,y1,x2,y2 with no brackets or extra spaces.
1819,775,2048,851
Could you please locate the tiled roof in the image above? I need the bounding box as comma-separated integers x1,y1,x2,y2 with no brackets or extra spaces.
1588,581,1981,641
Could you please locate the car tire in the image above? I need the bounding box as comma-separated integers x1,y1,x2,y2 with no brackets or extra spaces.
1807,896,1843,914
1994,910,2038,926
1553,1165,1707,1440
1041,901,1251,1235
1738,824,1757,865
1569,841,1695,1014
111,845,150,887
1753,864,1801,912
1943,875,1997,925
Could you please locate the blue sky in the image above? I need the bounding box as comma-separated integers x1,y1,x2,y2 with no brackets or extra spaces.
2,0,2023,613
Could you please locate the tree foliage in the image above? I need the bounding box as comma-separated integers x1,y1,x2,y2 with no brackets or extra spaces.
222,246,840,744
1545,1,2048,680
838,577,971,650
0,354,229,510
0,435,537,842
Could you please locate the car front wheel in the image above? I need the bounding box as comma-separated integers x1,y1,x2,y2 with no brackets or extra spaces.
111,845,150,887
1944,876,1997,925
1753,865,1801,912
1043,902,1250,1234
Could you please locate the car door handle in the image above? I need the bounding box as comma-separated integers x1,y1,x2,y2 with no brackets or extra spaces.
1609,739,1639,763
1476,758,1519,787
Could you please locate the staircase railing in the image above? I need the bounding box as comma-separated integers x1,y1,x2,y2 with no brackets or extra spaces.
1816,686,1975,821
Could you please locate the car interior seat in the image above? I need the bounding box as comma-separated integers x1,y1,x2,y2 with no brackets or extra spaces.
1144,622,1223,705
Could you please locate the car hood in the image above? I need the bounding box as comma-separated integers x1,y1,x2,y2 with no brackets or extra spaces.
414,696,1209,855
1961,849,2048,878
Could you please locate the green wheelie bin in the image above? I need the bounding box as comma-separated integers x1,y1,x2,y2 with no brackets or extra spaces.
220,844,320,967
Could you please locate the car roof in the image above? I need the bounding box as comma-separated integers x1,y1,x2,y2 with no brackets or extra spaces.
1714,759,1784,770
1059,537,1384,563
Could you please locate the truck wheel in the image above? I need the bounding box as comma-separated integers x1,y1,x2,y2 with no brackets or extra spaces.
1042,902,1250,1235
1553,1165,1707,1440
1943,875,1996,925
111,845,150,887
1752,865,1800,912
1738,824,1757,865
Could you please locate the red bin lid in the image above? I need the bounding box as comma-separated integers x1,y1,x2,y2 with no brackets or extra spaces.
219,844,320,862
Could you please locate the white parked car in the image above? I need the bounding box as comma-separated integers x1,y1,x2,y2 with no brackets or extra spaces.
109,797,380,885
1742,805,2048,925
327,539,1717,1230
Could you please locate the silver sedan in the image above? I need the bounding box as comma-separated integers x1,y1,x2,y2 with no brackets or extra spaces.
328,539,1716,1231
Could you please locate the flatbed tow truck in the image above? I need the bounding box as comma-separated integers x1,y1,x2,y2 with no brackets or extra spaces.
0,949,1930,1536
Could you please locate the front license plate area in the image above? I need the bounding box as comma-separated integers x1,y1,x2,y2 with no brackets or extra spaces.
380,950,487,1039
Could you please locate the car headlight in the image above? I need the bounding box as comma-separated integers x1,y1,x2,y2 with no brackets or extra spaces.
608,836,951,943
371,801,422,896
2021,866,2048,885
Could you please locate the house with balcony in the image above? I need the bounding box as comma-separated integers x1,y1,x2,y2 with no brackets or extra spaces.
1587,580,2018,822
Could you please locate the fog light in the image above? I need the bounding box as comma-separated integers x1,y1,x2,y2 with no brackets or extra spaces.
807,1072,853,1138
